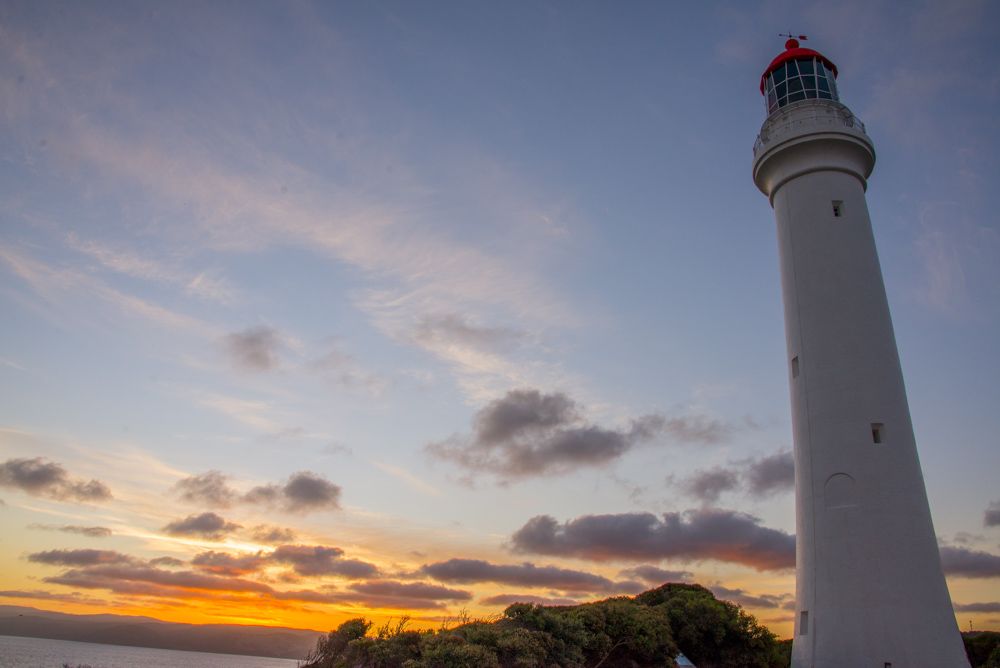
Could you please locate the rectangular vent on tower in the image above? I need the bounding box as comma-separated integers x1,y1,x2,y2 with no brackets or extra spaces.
832,200,843,217
872,423,884,444
799,611,808,635
791,356,799,378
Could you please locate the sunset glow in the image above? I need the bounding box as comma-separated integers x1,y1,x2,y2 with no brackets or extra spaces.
2,1,999,644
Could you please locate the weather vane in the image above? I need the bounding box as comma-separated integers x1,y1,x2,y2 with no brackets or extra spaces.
779,32,808,41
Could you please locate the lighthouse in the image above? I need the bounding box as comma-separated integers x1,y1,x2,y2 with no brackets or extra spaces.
752,39,970,667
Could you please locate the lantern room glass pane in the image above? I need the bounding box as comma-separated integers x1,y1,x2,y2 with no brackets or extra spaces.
765,56,841,114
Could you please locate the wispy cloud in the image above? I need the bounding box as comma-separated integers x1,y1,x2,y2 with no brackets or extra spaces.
0,245,219,338
2,9,586,403
312,341,388,396
0,357,26,371
195,392,282,432
372,461,442,497
28,524,113,538
65,233,237,304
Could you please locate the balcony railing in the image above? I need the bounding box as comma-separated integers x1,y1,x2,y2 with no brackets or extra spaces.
753,101,867,155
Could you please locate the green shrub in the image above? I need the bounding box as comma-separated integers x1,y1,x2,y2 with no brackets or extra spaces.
302,583,787,668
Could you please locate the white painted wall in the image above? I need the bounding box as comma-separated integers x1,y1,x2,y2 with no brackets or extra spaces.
753,100,969,668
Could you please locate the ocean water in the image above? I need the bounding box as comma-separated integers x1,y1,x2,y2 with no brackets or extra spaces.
0,635,303,668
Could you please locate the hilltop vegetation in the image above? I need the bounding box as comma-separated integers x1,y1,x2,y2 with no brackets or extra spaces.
964,631,1000,668
304,583,789,668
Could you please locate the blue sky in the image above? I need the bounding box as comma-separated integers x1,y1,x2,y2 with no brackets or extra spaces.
1,0,998,634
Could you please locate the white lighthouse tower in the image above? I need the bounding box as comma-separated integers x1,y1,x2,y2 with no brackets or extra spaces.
752,39,969,667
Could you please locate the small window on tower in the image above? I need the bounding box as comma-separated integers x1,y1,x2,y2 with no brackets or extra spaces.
872,423,884,444
791,356,799,378
884,663,892,668
799,611,808,635
832,200,843,217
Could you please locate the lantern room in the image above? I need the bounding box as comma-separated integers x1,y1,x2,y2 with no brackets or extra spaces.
760,39,839,114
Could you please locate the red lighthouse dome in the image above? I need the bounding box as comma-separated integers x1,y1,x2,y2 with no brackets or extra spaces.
760,38,840,114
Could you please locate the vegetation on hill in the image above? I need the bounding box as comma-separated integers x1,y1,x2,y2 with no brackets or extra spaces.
303,583,789,668
964,631,1000,668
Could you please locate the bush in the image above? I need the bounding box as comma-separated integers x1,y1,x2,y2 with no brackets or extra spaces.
302,583,786,668
965,632,1000,668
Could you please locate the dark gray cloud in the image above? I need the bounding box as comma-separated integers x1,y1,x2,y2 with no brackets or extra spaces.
954,601,1000,613
45,564,273,595
149,556,185,568
173,471,237,508
349,579,472,601
421,558,640,594
672,450,794,503
173,470,341,514
985,501,1000,528
269,545,379,578
939,546,1000,578
28,549,134,567
709,585,792,609
480,593,580,607
224,326,281,371
27,524,112,537
952,532,987,546
188,543,378,579
191,551,265,576
617,565,693,585
428,389,717,479
744,450,795,497
282,472,341,511
0,457,112,502
475,389,579,444
0,589,108,605
510,509,795,571
680,467,740,503
272,587,456,610
162,512,242,540
250,524,297,544
244,471,341,513
27,546,432,611
412,313,522,354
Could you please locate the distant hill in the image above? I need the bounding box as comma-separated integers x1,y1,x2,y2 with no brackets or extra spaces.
0,605,321,660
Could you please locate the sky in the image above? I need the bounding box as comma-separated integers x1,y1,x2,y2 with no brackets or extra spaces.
1,0,999,640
